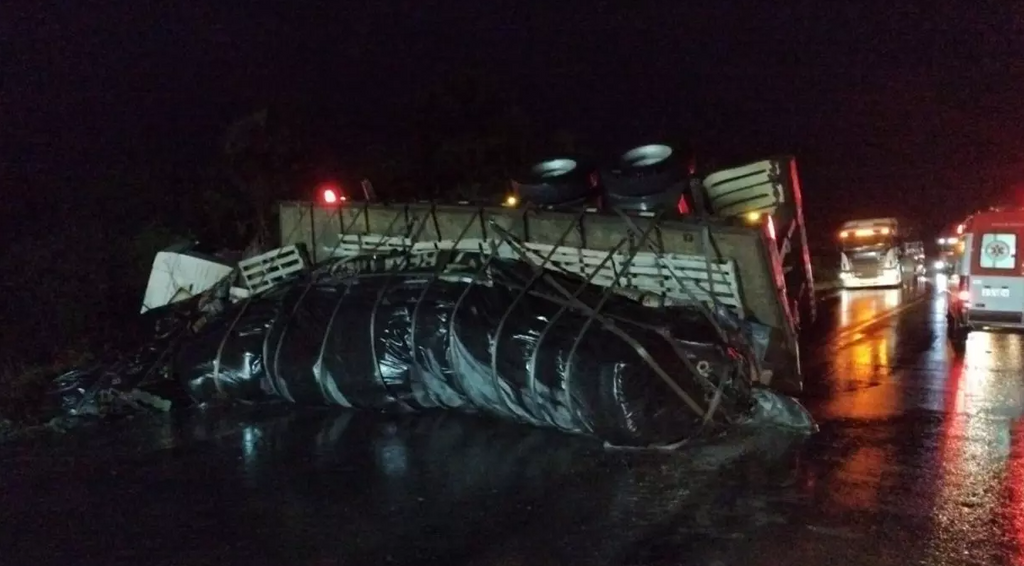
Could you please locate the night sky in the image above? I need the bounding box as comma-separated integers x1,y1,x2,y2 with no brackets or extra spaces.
4,1,1024,363
6,2,1024,234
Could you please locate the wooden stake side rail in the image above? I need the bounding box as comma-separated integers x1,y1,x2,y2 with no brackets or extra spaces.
323,234,745,313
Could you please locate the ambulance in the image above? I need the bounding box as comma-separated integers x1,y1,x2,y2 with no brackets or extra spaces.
947,209,1024,345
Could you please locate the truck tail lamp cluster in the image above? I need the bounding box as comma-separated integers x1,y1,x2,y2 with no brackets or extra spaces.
320,185,347,205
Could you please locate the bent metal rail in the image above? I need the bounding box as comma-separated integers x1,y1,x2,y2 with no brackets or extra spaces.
275,201,801,393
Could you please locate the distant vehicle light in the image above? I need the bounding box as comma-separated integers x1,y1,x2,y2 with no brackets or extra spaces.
934,260,946,270
937,237,947,245
958,290,970,301
744,211,761,223
844,227,893,238
504,195,518,207
956,224,964,235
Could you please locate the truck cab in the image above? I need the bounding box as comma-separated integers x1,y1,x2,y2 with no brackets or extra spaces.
902,239,927,276
836,218,904,289
934,221,963,274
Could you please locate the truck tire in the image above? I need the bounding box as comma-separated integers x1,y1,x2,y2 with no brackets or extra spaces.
511,157,594,206
601,144,683,198
602,184,686,213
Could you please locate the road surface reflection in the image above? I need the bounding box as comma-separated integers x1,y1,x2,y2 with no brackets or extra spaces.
807,282,930,418
0,407,809,566
8,275,1024,565
927,329,1024,565
837,287,903,329
799,278,1024,566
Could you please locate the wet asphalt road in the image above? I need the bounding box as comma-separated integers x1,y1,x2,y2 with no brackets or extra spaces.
4,275,1024,566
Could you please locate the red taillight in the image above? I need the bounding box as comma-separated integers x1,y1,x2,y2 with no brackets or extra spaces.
320,186,346,205
676,195,690,215
957,275,971,304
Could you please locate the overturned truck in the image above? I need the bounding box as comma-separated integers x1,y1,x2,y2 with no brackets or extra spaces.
177,260,769,448
78,152,814,447
276,153,811,394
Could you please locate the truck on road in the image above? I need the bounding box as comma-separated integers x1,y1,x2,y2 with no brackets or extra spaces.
836,217,905,289
934,220,964,274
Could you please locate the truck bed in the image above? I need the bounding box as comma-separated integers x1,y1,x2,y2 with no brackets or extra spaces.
277,202,802,392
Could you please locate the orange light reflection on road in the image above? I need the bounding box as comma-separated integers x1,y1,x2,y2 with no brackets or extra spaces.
883,288,899,309
817,331,897,510
837,289,901,329
819,333,897,421
817,289,904,511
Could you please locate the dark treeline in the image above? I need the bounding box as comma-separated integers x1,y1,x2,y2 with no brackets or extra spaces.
0,74,600,367
1,72,857,368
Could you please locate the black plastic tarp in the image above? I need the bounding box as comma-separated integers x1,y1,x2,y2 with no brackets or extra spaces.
174,261,757,446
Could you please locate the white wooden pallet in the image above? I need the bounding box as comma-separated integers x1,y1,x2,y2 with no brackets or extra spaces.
239,245,308,295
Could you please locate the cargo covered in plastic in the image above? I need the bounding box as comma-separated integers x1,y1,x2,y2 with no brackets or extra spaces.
174,260,760,447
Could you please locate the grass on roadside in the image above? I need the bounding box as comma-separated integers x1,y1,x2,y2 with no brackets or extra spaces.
0,349,94,426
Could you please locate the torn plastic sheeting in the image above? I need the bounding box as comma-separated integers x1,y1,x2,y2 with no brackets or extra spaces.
44,306,194,420
743,388,816,432
174,262,758,447
49,368,108,417
46,367,173,418
709,304,772,364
